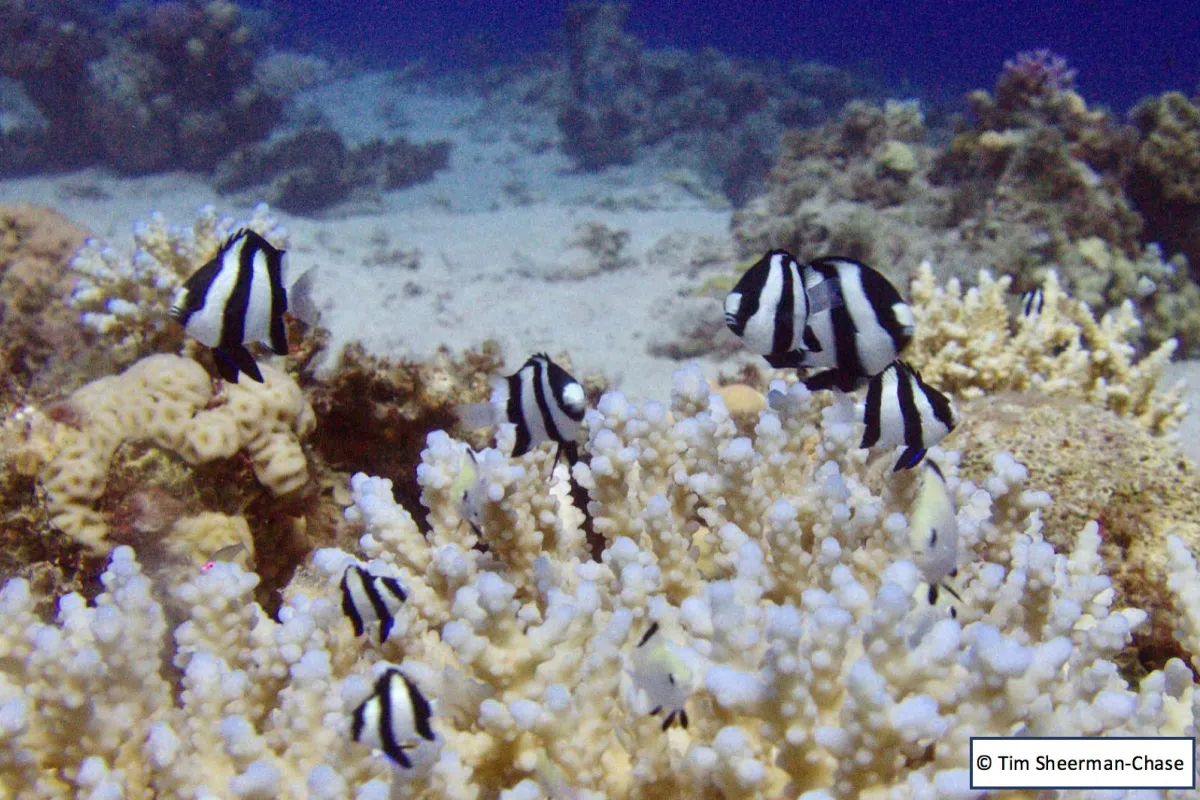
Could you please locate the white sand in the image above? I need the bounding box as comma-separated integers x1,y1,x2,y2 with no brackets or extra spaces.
0,74,746,402
3,71,1198,460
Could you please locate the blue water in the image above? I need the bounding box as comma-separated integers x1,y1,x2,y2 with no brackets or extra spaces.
276,0,1197,111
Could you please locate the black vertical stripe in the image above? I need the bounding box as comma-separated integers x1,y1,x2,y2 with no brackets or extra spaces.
351,699,366,742
861,367,884,448
171,256,224,326
896,362,923,448
377,670,412,768
726,253,768,336
353,566,396,643
403,673,436,742
857,264,912,354
637,621,660,648
507,369,531,456
772,255,796,356
220,230,254,348
340,567,365,637
380,576,407,604
530,356,563,445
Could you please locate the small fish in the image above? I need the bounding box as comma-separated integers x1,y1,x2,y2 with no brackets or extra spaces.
456,353,587,466
351,667,436,769
724,250,820,361
1020,287,1045,318
340,564,408,643
908,460,959,588
631,622,691,731
199,543,245,572
169,228,319,384
764,257,913,392
861,360,958,471
912,578,960,623
449,446,485,535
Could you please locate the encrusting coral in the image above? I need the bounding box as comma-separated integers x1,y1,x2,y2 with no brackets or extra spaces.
35,353,315,554
2,355,1198,797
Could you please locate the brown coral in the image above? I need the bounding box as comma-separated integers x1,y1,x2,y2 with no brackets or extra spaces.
0,204,98,398
1127,91,1200,279
304,341,505,528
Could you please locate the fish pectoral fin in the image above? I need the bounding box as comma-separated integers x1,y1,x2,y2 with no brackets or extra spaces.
220,345,264,384
763,350,807,369
894,446,927,471
803,369,858,393
454,402,498,429
288,267,322,326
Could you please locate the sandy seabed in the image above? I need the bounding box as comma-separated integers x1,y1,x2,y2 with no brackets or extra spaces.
4,72,1199,459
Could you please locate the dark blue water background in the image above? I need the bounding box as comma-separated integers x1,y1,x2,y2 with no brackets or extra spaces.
266,0,1197,111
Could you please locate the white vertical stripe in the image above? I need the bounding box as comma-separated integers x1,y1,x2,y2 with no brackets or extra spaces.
186,246,241,347
873,366,908,448
244,247,275,345
519,366,550,446
741,256,785,355
836,260,896,377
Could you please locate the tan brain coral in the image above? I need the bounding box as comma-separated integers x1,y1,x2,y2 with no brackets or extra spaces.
40,354,315,552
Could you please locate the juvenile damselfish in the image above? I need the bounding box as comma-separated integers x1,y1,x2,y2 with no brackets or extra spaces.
723,249,818,362
908,460,960,588
340,564,408,643
724,252,914,392
630,622,692,731
169,228,319,383
456,353,587,466
351,667,436,769
861,360,958,470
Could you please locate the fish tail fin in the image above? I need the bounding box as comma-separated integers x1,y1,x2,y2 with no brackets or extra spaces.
455,402,498,429
288,267,322,326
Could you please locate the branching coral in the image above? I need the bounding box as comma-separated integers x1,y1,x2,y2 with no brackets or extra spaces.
904,261,1186,433
67,203,287,369
2,359,1198,798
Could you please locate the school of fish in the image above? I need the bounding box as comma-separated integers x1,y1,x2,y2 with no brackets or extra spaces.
171,234,1008,769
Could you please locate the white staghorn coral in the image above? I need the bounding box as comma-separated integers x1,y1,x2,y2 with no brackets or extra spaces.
1,364,1198,798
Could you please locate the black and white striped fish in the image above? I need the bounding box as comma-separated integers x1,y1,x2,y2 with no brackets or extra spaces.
456,353,587,465
861,360,958,471
168,228,318,384
351,668,436,769
723,250,817,360
1020,287,1045,318
785,257,915,392
340,564,407,643
631,622,692,731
